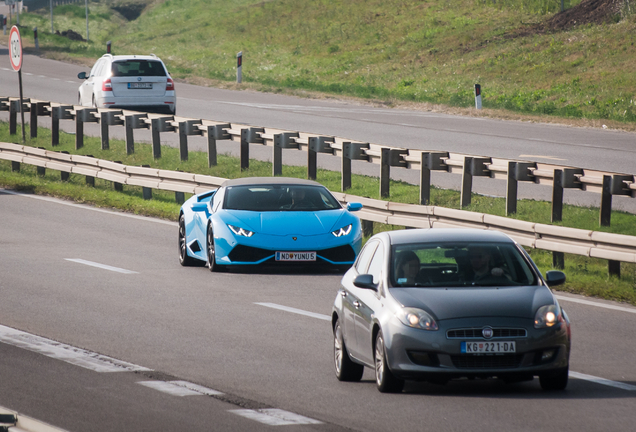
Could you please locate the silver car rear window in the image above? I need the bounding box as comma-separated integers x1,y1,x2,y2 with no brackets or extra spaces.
391,242,538,287
111,60,167,77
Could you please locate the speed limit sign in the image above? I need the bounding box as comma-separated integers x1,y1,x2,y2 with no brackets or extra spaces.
10,25,23,72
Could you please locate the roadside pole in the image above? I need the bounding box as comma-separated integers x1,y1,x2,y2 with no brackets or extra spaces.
9,25,26,143
474,84,482,110
237,51,242,84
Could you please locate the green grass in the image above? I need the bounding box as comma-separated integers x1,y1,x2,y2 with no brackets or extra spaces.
1,121,635,304
8,0,636,124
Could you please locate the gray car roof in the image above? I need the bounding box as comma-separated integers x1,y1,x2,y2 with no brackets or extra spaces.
385,228,514,245
221,177,324,187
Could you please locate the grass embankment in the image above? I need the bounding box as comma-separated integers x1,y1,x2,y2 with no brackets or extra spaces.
1,121,635,304
6,0,636,126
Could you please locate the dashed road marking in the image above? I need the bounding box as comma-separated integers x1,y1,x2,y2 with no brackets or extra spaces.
555,295,636,315
570,371,636,391
229,409,322,426
138,380,223,396
65,258,138,274
255,302,330,321
0,324,151,373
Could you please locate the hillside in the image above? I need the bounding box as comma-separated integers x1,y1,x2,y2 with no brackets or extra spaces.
11,0,636,124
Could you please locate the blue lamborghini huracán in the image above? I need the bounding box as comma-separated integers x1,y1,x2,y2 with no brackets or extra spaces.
178,177,364,271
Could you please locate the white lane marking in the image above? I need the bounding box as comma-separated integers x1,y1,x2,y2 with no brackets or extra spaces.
2,189,177,226
555,295,636,315
66,80,76,83
1,68,10,71
65,258,138,274
570,371,636,391
230,409,322,426
519,154,567,161
138,380,223,396
170,380,224,396
24,73,33,76
255,303,330,321
0,324,151,373
52,78,60,80
138,381,203,396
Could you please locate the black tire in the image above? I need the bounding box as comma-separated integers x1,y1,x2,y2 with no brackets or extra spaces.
78,93,81,105
375,330,404,393
92,95,97,108
539,367,569,391
207,224,225,272
333,319,364,382
178,214,199,267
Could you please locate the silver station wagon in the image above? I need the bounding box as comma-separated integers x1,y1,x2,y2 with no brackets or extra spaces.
332,228,571,393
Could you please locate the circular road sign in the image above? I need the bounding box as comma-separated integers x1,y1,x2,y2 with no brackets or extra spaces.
9,26,23,72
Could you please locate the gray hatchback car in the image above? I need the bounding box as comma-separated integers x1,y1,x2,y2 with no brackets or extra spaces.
332,228,571,393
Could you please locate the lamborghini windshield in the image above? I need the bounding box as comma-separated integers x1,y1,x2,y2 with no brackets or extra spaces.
391,242,538,287
223,184,342,212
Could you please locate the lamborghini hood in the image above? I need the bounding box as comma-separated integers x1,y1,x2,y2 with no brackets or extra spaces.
223,209,348,236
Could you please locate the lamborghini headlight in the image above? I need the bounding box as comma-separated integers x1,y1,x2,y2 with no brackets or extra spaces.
332,224,352,237
534,304,561,328
396,307,438,331
228,225,254,237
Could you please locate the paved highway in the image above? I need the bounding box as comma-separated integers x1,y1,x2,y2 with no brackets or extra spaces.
1,189,635,431
1,46,636,213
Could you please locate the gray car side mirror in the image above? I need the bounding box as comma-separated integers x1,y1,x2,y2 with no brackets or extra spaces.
78,72,88,80
353,274,378,291
545,270,566,286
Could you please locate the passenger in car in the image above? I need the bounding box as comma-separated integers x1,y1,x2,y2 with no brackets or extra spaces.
463,246,509,284
395,250,423,286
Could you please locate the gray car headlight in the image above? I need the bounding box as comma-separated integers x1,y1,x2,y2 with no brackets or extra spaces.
534,304,560,328
228,224,254,237
397,307,438,331
332,224,352,237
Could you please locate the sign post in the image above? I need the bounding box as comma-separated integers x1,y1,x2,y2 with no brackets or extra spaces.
9,25,26,142
237,51,242,84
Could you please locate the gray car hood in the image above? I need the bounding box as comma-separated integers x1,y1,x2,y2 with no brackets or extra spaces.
389,285,555,320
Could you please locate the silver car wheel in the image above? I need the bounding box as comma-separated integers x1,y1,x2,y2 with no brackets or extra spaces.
375,333,386,386
334,322,345,374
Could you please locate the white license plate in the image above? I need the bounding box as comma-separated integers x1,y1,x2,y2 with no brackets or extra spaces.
461,341,516,354
275,251,316,261
128,82,153,89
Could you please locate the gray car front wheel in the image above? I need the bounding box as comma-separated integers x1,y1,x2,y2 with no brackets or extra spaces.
539,366,569,391
375,331,404,393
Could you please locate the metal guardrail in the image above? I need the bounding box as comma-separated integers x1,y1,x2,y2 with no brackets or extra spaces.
2,142,635,266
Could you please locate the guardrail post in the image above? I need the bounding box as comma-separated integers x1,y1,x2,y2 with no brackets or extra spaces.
125,115,135,154
175,192,185,204
75,111,84,150
506,162,518,216
461,157,473,208
11,161,20,172
151,118,162,158
307,137,334,180
37,166,45,176
51,106,60,146
420,152,431,205
9,99,18,135
273,132,299,176
178,122,188,161
113,161,123,191
30,103,38,138
206,126,217,167
380,148,391,198
240,129,250,171
600,175,612,227
553,252,564,270
419,152,448,205
142,165,152,200
460,157,490,209
342,142,352,192
100,112,110,150
552,169,564,222
362,220,374,237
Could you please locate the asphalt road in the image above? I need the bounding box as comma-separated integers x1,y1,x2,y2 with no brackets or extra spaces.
1,46,636,213
1,190,635,431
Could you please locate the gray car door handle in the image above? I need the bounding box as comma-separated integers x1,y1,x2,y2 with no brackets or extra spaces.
353,301,360,308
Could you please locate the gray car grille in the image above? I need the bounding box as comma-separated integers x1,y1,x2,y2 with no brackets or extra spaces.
446,328,527,339
451,354,524,369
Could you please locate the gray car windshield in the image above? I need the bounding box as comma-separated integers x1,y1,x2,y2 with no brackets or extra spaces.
111,60,167,77
223,184,342,212
391,242,538,287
